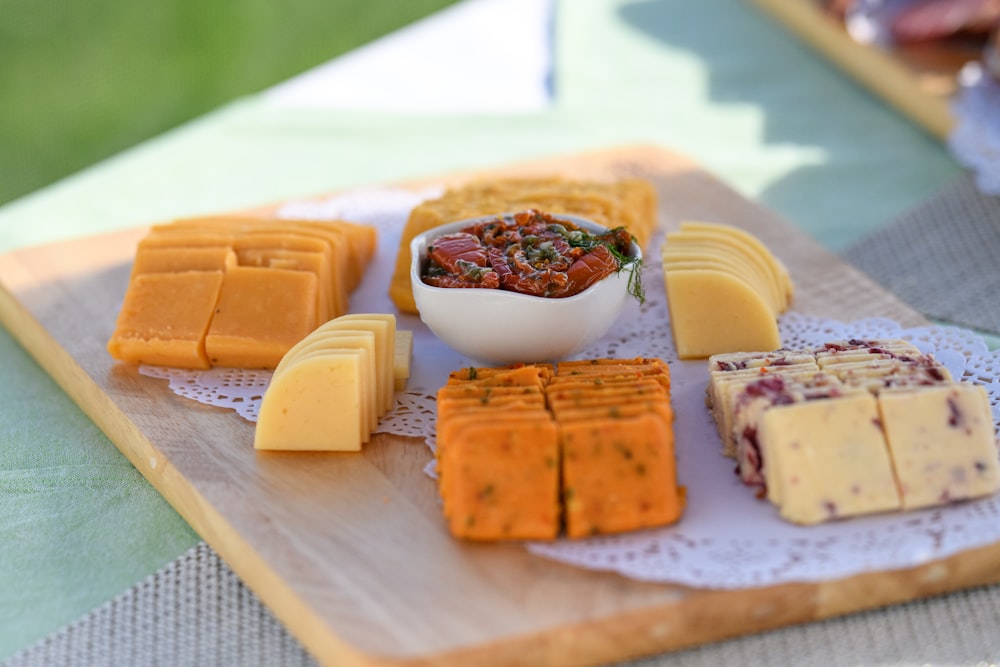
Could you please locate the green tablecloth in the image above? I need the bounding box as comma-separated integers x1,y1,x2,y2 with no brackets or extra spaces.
0,0,967,660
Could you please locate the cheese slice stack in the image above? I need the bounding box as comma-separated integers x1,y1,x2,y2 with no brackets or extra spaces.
662,221,793,359
708,339,1000,524
435,358,684,541
254,313,409,451
108,215,377,370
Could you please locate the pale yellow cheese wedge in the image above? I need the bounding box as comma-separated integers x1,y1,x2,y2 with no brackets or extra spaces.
277,330,378,436
759,393,902,524
277,329,380,423
254,349,364,451
663,240,783,313
878,384,1000,509
667,228,789,311
321,314,397,415
679,221,793,304
663,256,781,316
663,269,780,359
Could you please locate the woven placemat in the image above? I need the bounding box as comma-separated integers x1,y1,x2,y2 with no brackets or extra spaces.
6,539,1000,666
842,175,1000,337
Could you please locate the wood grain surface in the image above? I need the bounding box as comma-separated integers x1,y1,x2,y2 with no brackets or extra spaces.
1,145,996,667
747,0,976,140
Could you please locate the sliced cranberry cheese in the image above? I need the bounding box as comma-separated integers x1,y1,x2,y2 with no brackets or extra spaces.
707,339,1000,524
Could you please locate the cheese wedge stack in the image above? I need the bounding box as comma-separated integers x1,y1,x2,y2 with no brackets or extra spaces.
108,215,377,370
254,313,408,451
390,177,658,314
708,339,1000,524
435,358,684,541
662,221,793,359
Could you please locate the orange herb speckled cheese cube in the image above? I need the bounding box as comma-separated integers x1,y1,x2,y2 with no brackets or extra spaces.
437,413,560,541
107,270,224,369
560,412,683,538
435,358,684,541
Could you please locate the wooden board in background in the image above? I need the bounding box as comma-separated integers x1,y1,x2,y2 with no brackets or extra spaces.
1,145,997,667
746,0,985,140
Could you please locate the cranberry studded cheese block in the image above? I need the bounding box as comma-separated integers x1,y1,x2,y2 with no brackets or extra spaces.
662,221,793,359
390,177,658,314
707,339,1000,524
108,215,377,369
435,358,684,541
254,313,410,451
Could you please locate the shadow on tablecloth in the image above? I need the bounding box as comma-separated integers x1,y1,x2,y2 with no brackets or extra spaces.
842,175,1000,337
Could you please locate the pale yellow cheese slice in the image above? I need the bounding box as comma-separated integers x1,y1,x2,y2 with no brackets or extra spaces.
322,314,397,415
759,393,901,524
679,220,793,304
667,228,789,311
878,384,1000,509
395,329,413,391
663,242,782,313
254,349,364,451
663,268,780,359
277,330,378,436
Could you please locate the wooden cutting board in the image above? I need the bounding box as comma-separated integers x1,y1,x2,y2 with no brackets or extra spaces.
2,144,997,667
747,0,982,140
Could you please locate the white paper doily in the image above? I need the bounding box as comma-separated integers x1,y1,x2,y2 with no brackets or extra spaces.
950,62,1000,196
139,188,1000,590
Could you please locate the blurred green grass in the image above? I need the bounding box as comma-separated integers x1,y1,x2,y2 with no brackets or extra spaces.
0,0,460,205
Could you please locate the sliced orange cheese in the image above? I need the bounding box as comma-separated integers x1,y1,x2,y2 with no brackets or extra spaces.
107,270,224,369
108,215,378,369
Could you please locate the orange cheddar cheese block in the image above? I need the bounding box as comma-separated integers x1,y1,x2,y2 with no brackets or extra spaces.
108,214,378,369
205,266,318,369
108,271,225,369
131,246,236,275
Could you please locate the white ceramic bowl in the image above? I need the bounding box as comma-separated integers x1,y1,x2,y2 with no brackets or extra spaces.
410,213,642,365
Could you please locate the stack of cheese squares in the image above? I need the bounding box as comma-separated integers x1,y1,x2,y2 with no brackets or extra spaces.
391,177,658,314
254,313,413,452
707,339,1000,524
435,358,684,541
662,221,793,359
107,215,376,369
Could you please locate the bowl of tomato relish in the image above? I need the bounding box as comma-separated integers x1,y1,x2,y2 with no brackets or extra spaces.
410,209,643,365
